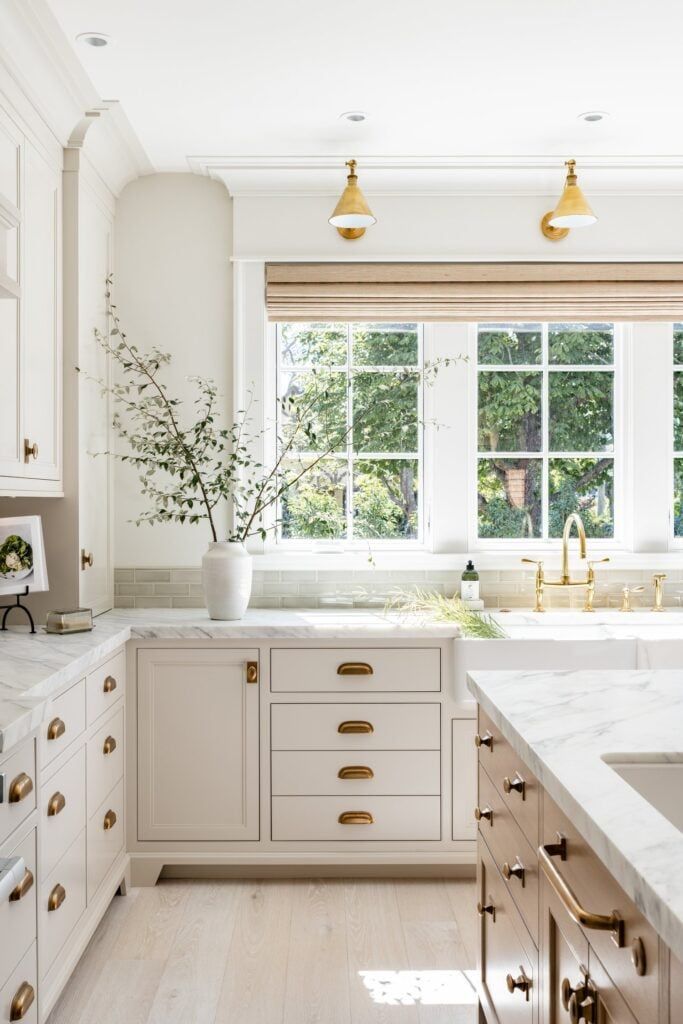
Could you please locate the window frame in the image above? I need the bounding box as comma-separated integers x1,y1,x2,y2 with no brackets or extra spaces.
672,323,683,547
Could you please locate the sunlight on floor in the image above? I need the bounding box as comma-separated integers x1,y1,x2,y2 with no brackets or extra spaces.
359,969,478,1006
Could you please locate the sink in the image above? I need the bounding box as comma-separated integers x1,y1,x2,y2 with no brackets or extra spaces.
603,756,683,832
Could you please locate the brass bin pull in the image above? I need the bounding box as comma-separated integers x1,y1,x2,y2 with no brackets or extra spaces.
9,868,34,903
47,791,66,817
10,981,35,1021
47,717,66,741
338,720,374,734
539,842,624,947
8,772,33,804
338,765,374,780
246,661,258,684
103,736,117,756
103,675,117,694
47,883,66,912
339,811,374,825
337,662,373,676
103,809,117,831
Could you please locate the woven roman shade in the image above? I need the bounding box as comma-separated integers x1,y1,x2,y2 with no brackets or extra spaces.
265,262,683,321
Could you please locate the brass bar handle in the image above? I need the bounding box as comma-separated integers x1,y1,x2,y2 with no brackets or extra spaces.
10,981,35,1021
103,735,117,756
47,717,66,741
338,811,374,825
474,805,493,824
502,859,526,886
477,900,496,921
81,549,94,570
503,772,526,799
506,967,532,1000
8,772,33,804
47,883,66,912
47,791,66,817
539,842,624,947
246,661,258,684
338,720,374,734
9,868,34,903
338,765,374,779
103,809,117,831
103,675,117,694
337,662,374,676
23,438,38,463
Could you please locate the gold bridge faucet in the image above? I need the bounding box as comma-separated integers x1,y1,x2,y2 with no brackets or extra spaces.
522,513,610,613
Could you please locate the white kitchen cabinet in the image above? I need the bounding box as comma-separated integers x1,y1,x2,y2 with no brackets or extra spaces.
137,648,260,841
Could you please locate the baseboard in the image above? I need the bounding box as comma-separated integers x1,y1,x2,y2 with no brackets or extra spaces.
161,862,477,880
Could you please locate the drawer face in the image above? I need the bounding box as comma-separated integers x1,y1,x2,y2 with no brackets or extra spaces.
271,703,441,751
272,795,441,841
39,830,86,977
272,750,441,796
87,779,124,902
87,707,124,815
0,827,36,991
478,708,539,847
0,740,36,848
40,745,85,881
41,678,86,769
271,647,441,693
87,649,125,727
0,943,37,1024
479,766,539,945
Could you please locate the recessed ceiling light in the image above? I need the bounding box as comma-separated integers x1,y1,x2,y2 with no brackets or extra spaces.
339,111,368,123
76,32,111,48
578,110,609,123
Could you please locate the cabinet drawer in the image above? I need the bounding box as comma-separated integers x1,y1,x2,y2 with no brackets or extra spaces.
271,647,440,693
478,766,539,946
87,779,124,902
477,708,539,847
41,679,86,770
0,826,36,992
39,830,86,977
271,703,440,751
39,745,85,881
0,943,37,1024
272,795,440,841
87,650,124,727
0,740,36,848
87,707,123,815
272,750,441,796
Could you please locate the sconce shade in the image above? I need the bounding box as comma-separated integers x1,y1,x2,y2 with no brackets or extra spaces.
548,159,597,228
329,160,376,238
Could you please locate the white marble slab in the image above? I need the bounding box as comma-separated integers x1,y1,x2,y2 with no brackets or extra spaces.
467,667,683,960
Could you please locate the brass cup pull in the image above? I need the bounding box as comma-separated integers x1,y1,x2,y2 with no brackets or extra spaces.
539,842,624,947
103,675,117,694
103,809,117,831
338,811,374,825
103,735,117,756
474,805,493,824
23,438,38,463
503,772,526,798
9,981,35,1021
246,661,258,684
338,720,374,734
502,859,525,886
477,900,496,921
47,791,66,817
474,731,493,750
9,868,34,903
47,883,66,912
8,772,33,804
47,717,66,741
337,662,373,676
338,765,374,780
506,967,532,1000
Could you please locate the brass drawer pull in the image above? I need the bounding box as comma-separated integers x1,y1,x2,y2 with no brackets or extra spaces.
47,791,66,817
47,883,66,912
561,975,590,1013
103,809,117,831
569,990,596,1023
506,966,531,1000
337,662,373,676
8,772,33,804
502,859,525,886
47,717,66,741
339,811,374,825
23,438,39,463
474,805,493,824
103,675,117,694
9,868,34,903
338,720,374,734
539,842,624,947
10,980,35,1021
474,731,493,750
103,735,117,756
477,900,496,921
503,772,526,799
338,765,374,779
246,661,258,684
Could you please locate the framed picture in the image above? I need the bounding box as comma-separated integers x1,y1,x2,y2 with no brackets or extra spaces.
0,516,49,596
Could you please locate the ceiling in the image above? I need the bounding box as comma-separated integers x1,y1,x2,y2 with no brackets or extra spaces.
46,0,683,194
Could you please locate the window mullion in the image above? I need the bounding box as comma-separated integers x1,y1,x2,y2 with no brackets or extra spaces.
346,324,354,542
542,324,550,540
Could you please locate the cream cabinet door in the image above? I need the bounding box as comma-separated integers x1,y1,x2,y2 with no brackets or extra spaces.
0,108,22,481
137,648,260,841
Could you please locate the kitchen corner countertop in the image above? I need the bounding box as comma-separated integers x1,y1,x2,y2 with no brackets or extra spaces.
0,608,458,755
467,668,683,961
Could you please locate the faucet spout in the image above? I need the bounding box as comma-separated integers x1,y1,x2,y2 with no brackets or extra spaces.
561,513,587,583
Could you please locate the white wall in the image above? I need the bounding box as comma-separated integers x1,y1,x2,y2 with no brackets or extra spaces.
114,173,232,566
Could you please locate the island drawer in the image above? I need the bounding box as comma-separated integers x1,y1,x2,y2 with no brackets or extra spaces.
87,779,124,901
39,745,85,880
272,795,441,841
0,824,36,992
271,703,441,751
0,739,36,848
271,647,441,693
87,706,124,816
87,649,125,726
40,678,86,772
0,943,37,1024
476,708,540,847
272,750,441,796
39,829,86,977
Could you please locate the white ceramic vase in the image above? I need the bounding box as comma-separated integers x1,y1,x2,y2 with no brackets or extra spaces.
201,541,252,620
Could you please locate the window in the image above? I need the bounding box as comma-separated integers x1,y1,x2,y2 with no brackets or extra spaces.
476,322,616,541
674,324,683,538
275,322,423,543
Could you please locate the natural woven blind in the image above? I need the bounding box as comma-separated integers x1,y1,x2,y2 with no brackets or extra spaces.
265,262,683,321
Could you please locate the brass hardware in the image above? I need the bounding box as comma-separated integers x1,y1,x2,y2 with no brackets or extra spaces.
9,981,35,1021
9,868,34,902
521,558,545,612
47,883,66,912
474,731,493,750
630,937,646,976
569,989,596,1023
539,842,624,947
246,661,258,684
585,558,610,612
540,211,569,242
521,514,609,612
338,720,374,734
502,859,526,886
620,584,644,613
8,772,33,804
561,974,590,1012
541,158,597,241
503,772,526,799
47,791,66,817
337,662,373,676
338,765,374,779
103,675,117,693
338,811,374,825
103,809,117,831
47,717,66,741
477,899,496,921
652,573,667,612
103,735,117,756
328,159,377,240
81,548,94,570
505,966,532,999
23,438,38,462
545,832,567,860
474,805,493,824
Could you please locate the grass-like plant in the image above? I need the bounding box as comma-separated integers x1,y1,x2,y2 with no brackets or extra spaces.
387,587,508,638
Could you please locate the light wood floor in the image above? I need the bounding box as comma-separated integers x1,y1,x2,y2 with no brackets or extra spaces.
48,878,478,1024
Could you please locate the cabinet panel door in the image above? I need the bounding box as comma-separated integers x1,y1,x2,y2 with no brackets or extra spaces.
137,648,259,841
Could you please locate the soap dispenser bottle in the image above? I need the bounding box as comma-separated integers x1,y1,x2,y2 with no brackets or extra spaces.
461,560,480,602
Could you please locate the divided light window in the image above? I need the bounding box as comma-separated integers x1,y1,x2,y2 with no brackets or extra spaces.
477,322,616,541
673,324,683,538
275,322,422,543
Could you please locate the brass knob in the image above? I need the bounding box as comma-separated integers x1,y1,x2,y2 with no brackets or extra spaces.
47,717,66,741
561,977,585,1011
474,731,493,750
477,900,495,921
474,805,493,824
81,548,94,570
246,661,258,684
338,811,374,825
502,859,525,885
630,937,646,976
103,809,117,831
8,772,33,804
103,675,117,693
338,765,374,779
503,772,526,798
23,438,38,462
47,883,66,912
505,967,531,999
9,868,34,902
337,662,373,676
9,981,35,1021
103,735,117,756
568,991,596,1023
338,720,374,734
47,791,66,817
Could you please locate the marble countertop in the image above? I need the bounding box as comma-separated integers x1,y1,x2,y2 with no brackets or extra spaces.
467,668,683,960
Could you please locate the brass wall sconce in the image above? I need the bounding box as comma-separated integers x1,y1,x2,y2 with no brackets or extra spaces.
329,159,376,239
541,158,597,241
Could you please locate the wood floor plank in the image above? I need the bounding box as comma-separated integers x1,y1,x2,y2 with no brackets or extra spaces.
112,881,190,961
68,959,165,1024
442,880,478,969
